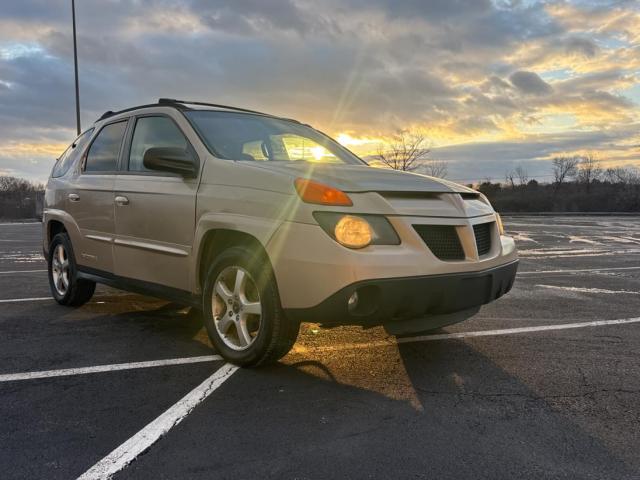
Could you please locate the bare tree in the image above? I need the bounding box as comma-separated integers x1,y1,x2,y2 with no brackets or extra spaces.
604,168,615,183
504,169,516,189
0,176,42,193
627,167,640,185
551,156,579,190
576,153,602,192
374,130,430,172
421,158,448,178
605,166,640,185
514,165,528,185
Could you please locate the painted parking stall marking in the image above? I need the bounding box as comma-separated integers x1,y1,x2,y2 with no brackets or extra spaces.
0,269,47,275
0,355,224,383
294,317,640,354
77,363,239,480
0,296,51,303
518,266,640,275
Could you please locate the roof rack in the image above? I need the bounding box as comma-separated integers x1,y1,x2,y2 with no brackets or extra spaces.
157,98,278,117
96,98,298,124
96,101,175,122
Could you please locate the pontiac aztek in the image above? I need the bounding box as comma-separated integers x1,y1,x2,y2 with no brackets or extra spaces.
44,99,518,366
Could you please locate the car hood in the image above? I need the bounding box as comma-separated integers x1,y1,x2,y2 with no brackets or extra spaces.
242,162,474,194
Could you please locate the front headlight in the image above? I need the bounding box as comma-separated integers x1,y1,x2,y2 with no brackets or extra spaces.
335,215,372,248
495,213,505,235
313,212,400,249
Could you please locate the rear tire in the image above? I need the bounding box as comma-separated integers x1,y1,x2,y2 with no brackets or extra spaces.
48,232,95,306
202,246,299,367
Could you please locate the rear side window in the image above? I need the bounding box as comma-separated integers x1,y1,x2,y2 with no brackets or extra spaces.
52,128,94,178
128,116,188,172
84,121,127,172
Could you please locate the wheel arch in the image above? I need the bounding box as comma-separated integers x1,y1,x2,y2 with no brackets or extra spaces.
47,219,67,245
42,209,82,258
195,225,278,294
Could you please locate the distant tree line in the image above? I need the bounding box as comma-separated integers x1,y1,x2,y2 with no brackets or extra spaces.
373,132,639,213
0,176,45,220
478,155,640,212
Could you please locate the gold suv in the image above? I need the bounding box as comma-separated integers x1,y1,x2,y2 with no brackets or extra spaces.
44,99,518,366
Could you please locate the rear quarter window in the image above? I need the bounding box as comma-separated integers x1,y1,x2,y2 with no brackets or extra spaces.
51,128,94,178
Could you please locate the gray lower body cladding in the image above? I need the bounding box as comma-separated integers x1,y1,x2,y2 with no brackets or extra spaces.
285,260,518,328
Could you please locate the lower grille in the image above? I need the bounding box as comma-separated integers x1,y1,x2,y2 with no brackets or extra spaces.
473,222,493,256
413,225,465,260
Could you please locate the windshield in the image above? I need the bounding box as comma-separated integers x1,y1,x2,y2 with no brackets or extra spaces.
185,110,364,165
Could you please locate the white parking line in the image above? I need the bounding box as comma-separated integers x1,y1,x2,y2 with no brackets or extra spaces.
536,285,640,295
77,363,239,480
519,266,640,275
297,317,640,353
397,317,640,344
0,269,47,275
0,355,223,383
0,297,51,303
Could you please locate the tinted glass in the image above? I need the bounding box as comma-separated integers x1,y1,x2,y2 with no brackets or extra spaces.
185,111,363,165
129,116,188,172
85,121,127,172
52,128,94,178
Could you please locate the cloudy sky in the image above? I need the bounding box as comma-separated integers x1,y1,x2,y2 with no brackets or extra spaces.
0,0,638,183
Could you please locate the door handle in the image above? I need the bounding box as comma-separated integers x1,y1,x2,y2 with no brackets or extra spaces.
68,193,80,202
114,195,130,206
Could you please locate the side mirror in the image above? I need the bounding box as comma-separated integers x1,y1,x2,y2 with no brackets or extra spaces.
143,147,197,177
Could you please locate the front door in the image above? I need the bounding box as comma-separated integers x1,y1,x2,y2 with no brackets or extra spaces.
113,114,198,291
66,120,129,273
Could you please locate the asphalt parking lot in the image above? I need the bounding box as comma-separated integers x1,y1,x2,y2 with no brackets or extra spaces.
1,216,640,479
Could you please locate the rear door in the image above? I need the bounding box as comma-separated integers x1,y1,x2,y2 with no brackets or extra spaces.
66,119,129,273
113,114,199,291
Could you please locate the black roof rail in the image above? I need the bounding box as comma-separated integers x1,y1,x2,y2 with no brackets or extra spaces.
96,98,300,124
96,101,177,122
157,98,276,117
98,111,115,121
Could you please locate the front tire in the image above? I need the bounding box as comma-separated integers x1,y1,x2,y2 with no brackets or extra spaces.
202,246,299,367
48,233,95,306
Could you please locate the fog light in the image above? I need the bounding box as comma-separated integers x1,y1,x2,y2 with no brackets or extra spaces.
334,215,372,249
348,291,359,312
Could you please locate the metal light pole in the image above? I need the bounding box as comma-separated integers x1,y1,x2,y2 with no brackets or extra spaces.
71,0,81,135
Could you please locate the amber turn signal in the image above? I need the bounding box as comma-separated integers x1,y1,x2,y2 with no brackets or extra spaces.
294,178,353,206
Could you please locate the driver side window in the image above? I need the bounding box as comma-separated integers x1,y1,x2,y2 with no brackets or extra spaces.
129,116,188,172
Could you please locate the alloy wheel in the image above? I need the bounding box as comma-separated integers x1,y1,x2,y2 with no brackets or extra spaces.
51,244,70,296
212,266,263,351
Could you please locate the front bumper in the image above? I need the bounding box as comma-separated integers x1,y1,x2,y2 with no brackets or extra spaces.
267,216,518,310
285,260,518,327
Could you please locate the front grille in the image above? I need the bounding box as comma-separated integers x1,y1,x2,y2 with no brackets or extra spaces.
413,225,465,260
473,222,493,256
